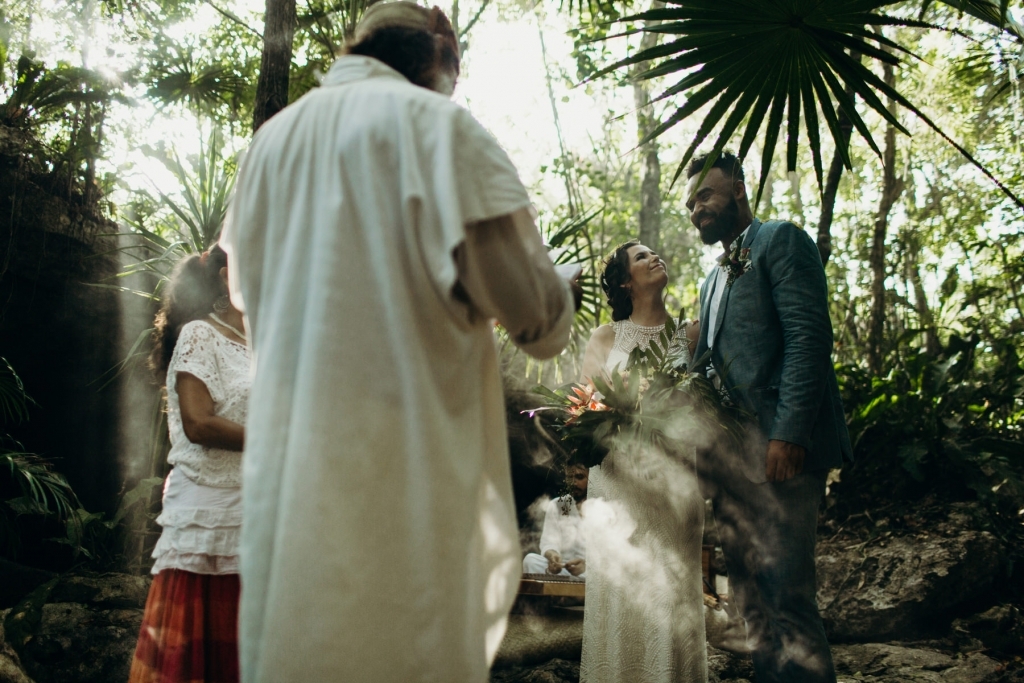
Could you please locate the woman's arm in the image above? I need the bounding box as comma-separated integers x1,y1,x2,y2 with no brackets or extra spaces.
177,372,245,451
579,325,615,384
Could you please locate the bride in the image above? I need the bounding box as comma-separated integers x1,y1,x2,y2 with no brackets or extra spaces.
578,241,707,683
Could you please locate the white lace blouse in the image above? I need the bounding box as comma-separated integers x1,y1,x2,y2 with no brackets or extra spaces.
151,319,251,575
165,320,250,488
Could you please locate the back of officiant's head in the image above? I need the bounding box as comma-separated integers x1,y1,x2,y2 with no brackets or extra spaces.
344,1,461,95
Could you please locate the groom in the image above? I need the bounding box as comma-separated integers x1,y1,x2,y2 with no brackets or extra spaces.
686,151,853,683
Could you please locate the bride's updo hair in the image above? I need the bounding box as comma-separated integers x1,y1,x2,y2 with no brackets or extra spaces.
601,241,639,322
150,246,229,378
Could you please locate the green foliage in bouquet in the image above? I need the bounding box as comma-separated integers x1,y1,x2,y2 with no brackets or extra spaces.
530,311,749,472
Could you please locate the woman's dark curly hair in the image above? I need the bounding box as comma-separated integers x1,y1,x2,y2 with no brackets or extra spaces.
345,21,460,90
601,241,639,322
149,246,229,380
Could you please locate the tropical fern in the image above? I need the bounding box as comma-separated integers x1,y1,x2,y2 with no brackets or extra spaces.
1,452,80,521
0,360,85,558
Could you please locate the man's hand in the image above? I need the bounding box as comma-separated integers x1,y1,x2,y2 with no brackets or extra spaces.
564,558,586,576
544,550,565,574
766,439,805,482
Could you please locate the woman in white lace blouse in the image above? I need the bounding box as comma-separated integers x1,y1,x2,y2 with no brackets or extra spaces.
578,241,707,683
129,245,249,683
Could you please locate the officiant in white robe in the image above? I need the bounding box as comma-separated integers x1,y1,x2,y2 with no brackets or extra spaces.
220,3,575,682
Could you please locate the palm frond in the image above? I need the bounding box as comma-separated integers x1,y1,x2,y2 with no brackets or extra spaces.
0,55,118,128
2,451,81,521
145,45,247,116
140,127,236,252
0,358,35,425
935,0,1024,38
593,0,1024,210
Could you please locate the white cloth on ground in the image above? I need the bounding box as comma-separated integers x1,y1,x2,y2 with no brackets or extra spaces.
581,320,707,683
221,55,573,683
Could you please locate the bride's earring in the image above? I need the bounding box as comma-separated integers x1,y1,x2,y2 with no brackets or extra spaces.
213,295,230,313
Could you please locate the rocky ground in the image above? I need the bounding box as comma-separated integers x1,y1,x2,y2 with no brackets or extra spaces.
493,644,1023,683
489,503,1024,683
0,505,1020,683
0,574,148,683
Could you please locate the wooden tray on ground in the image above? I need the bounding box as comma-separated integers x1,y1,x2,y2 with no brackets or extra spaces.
518,573,586,597
517,546,718,599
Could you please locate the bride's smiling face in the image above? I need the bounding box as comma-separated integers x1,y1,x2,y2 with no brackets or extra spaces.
625,244,668,293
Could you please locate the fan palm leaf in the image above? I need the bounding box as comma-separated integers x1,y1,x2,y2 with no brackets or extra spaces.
935,0,1023,36
0,56,117,127
590,0,1024,210
146,46,248,116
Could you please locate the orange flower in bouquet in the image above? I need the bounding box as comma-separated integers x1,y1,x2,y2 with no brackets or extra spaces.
566,383,609,423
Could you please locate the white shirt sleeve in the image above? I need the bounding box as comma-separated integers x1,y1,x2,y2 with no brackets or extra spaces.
455,207,574,360
538,499,564,556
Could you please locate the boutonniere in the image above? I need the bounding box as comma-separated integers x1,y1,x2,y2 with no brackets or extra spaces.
719,241,752,286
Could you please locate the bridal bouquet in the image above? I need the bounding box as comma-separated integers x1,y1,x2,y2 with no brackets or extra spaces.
529,312,749,470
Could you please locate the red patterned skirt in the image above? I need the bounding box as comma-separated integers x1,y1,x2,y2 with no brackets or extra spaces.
129,569,240,683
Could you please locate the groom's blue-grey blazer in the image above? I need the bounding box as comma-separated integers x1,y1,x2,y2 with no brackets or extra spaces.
691,218,853,482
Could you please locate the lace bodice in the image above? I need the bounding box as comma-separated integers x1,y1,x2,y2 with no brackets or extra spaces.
165,320,251,487
604,318,692,375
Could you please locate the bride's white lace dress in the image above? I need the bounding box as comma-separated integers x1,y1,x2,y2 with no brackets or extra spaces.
580,319,707,683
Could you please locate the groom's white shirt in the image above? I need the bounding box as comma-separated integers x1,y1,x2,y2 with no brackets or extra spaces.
706,223,751,350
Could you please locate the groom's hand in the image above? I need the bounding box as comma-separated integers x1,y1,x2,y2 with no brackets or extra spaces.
766,439,805,482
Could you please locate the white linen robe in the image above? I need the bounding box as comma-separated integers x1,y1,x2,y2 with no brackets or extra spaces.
221,55,572,683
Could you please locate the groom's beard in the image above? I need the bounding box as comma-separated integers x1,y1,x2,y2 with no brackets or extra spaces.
696,196,741,245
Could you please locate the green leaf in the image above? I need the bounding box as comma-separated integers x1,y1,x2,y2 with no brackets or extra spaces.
0,357,35,424
110,477,164,527
589,0,1024,208
897,441,930,481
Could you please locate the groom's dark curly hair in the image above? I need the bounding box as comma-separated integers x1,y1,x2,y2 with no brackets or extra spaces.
686,150,745,181
601,241,639,322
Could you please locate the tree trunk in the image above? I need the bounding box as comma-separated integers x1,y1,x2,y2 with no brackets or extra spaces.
253,0,297,133
632,0,664,252
816,69,857,264
867,60,904,375
905,239,940,355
